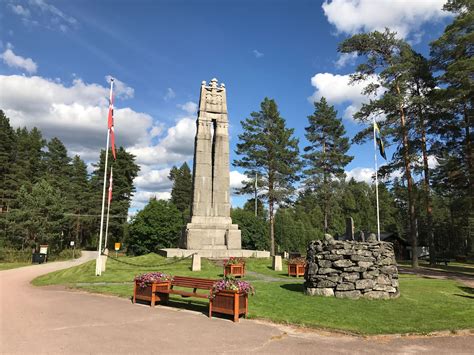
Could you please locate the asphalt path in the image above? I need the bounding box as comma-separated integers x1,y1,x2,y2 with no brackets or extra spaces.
1,252,473,354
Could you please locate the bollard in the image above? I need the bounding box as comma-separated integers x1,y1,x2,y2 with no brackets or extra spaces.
272,255,282,271
191,253,201,271
101,248,109,272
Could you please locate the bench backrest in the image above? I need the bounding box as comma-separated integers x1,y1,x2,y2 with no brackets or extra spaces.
171,276,217,290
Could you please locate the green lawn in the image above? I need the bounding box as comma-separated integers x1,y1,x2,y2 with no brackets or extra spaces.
0,262,30,271
398,260,474,276
33,253,474,335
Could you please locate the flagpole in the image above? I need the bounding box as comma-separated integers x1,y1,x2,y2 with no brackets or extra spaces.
96,130,110,276
95,79,114,276
254,172,258,217
373,117,381,242
104,166,113,251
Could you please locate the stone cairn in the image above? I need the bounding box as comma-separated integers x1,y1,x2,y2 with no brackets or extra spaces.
304,234,399,299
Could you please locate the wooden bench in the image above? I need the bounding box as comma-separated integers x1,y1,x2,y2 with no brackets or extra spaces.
153,276,247,322
155,276,216,317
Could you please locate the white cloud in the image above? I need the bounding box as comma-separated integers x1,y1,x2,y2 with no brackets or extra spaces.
0,75,152,151
334,52,357,69
31,0,77,26
160,118,196,155
428,155,438,169
9,4,31,17
346,167,375,184
105,75,134,99
164,87,176,101
134,167,172,192
309,72,382,119
252,49,264,58
130,191,171,211
177,101,198,115
230,171,248,190
322,0,450,39
127,117,196,166
1,47,38,73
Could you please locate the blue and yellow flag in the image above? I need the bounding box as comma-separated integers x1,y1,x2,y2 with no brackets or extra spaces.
374,121,387,160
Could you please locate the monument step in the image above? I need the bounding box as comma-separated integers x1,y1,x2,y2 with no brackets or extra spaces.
158,248,271,259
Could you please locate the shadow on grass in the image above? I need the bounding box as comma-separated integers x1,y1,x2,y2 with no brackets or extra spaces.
455,286,474,299
265,266,293,278
279,283,304,293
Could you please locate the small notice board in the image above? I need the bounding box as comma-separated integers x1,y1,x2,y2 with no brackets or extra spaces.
114,242,121,251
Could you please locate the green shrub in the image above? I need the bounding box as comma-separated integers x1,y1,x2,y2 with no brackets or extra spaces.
0,247,32,262
48,249,82,261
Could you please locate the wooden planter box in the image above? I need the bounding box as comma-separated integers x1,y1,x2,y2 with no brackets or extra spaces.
210,290,248,322
224,263,245,278
288,263,305,277
133,281,170,307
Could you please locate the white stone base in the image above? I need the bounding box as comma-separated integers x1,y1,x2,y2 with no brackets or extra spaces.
158,248,270,259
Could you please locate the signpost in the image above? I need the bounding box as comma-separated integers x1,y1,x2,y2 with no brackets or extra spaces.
70,241,75,259
114,242,121,257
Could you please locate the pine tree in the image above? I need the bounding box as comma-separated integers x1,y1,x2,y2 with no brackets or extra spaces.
234,98,301,255
168,162,192,214
7,180,65,251
0,112,16,242
430,0,474,254
303,97,353,233
0,111,16,215
339,29,420,267
407,53,438,265
12,127,46,192
90,147,140,248
69,155,93,247
44,137,72,186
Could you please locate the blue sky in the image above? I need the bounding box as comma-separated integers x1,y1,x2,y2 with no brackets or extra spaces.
0,0,453,212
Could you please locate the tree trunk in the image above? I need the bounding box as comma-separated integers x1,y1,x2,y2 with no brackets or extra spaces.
463,102,473,254
322,140,328,233
269,198,275,256
396,83,418,268
420,117,435,265
268,173,275,256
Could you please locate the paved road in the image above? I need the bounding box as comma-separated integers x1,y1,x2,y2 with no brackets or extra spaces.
1,253,473,354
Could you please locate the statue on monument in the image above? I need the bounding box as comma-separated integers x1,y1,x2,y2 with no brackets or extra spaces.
181,78,242,250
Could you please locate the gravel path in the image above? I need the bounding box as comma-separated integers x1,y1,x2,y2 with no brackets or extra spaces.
1,252,473,354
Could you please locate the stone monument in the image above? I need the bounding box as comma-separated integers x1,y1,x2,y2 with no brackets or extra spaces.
159,78,269,258
345,217,354,241
182,78,241,250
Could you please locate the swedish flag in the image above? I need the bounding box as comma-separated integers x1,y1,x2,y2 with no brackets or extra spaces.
374,121,387,160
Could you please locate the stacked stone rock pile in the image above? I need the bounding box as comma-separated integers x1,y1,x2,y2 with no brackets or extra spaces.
304,234,399,300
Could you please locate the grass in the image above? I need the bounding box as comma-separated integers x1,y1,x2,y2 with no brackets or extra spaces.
0,262,30,271
32,253,474,335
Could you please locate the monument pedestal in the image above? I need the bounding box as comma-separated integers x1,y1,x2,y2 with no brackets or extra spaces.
184,221,241,250
158,248,270,259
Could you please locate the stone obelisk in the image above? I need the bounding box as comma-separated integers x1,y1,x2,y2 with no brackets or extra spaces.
182,78,241,250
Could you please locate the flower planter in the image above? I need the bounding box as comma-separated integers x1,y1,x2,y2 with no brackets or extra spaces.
210,290,248,322
288,263,305,277
224,263,245,278
133,281,170,307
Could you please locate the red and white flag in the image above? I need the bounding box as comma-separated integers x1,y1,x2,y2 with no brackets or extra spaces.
108,168,113,205
108,79,117,160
